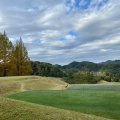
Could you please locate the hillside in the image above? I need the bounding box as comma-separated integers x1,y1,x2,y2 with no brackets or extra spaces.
30,60,120,84
31,61,65,77
100,60,120,65
0,97,110,120
0,76,67,95
31,60,120,76
61,61,100,71
58,60,120,73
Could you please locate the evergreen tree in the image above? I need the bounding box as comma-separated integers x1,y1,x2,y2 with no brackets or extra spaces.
0,32,13,76
10,38,32,76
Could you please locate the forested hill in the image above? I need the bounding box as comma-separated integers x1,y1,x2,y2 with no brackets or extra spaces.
31,60,120,77
100,60,120,65
31,61,65,77
57,60,120,73
59,61,101,72
31,60,120,83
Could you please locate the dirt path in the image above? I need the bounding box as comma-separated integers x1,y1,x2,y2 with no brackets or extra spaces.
20,83,25,91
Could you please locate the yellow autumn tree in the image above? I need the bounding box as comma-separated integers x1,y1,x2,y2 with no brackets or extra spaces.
9,38,32,76
0,32,13,76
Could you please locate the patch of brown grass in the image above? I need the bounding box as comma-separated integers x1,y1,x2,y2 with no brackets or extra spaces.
0,82,20,95
97,80,120,85
24,77,67,90
0,76,67,95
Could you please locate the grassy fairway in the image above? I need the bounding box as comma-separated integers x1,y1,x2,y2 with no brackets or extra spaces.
0,76,109,120
7,90,120,120
67,84,120,91
0,97,110,120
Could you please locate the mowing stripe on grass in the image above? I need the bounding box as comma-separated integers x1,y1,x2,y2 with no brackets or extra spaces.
7,90,120,120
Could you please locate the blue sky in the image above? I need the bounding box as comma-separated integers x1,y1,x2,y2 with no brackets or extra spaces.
0,0,120,65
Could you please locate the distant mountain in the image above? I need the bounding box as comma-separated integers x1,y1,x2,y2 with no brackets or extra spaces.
31,60,120,79
100,60,120,65
56,60,120,75
59,60,120,83
58,61,102,72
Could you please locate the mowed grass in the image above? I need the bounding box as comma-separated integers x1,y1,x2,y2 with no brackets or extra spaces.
7,89,120,120
0,97,110,120
67,84,120,91
0,76,110,120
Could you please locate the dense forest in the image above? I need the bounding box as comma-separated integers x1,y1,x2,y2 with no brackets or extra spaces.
0,31,120,84
31,61,65,77
58,61,120,83
31,60,120,84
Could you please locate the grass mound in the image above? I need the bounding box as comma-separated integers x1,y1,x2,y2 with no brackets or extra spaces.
0,97,109,120
0,76,67,95
0,82,20,95
7,90,120,120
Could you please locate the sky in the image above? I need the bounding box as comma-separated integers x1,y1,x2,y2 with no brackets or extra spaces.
0,0,120,65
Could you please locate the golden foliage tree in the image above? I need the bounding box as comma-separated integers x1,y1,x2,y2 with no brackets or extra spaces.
10,38,32,76
0,32,13,76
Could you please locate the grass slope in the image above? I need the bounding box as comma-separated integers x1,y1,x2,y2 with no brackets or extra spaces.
0,76,67,95
0,97,110,120
7,90,120,120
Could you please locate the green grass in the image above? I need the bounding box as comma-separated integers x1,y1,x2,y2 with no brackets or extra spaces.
2,76,105,120
67,84,120,91
7,90,120,120
1,97,109,120
1,76,119,120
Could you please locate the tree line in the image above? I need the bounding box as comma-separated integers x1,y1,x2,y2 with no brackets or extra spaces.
0,32,32,76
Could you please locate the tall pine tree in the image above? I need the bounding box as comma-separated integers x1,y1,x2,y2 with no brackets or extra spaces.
0,32,13,76
10,38,32,76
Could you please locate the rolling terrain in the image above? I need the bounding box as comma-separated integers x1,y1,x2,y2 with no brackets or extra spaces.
0,76,111,120
7,89,120,120
0,76,67,95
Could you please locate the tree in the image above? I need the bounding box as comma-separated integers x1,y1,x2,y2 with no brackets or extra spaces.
10,38,32,76
0,32,13,76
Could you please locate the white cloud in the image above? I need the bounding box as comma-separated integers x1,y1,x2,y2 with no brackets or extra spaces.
0,0,120,64
100,49,108,52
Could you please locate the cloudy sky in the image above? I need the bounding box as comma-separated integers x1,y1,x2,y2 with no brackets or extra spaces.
0,0,120,65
